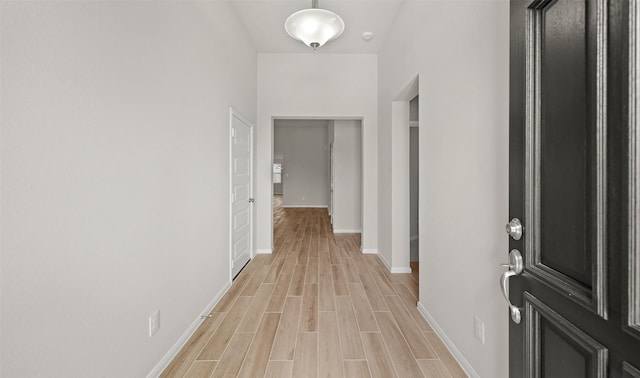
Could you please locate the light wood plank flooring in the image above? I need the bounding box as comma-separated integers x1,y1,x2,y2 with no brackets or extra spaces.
161,195,467,377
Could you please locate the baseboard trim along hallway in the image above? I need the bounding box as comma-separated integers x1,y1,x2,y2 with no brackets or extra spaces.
147,281,232,378
418,301,479,378
157,201,468,377
377,250,412,274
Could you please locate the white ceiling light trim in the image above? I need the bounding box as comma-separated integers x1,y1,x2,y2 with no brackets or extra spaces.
284,0,345,51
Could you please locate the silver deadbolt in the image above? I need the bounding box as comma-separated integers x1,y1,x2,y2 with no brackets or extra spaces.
505,218,523,240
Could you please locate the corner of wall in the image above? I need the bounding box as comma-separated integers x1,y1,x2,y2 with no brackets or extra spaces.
417,302,480,378
148,281,232,378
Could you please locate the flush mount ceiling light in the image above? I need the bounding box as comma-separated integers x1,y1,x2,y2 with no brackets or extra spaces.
284,0,345,51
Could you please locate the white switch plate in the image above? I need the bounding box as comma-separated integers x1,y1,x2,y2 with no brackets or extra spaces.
474,315,485,344
149,310,160,338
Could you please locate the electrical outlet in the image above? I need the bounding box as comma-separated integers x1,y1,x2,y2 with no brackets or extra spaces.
149,310,160,338
474,316,485,344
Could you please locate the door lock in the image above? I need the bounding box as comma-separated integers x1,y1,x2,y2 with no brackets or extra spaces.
505,218,523,240
500,249,523,324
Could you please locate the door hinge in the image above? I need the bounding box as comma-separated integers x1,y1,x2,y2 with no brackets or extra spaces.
231,128,235,138
231,192,235,202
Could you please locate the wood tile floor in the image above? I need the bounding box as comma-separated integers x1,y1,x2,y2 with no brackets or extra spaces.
161,195,467,377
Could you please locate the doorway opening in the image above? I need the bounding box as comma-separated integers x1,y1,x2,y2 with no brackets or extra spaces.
388,75,418,276
271,118,363,252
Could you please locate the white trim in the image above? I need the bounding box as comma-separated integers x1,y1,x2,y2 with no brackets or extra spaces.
255,249,273,254
282,205,328,208
229,108,254,281
361,248,378,254
375,251,411,273
410,234,419,242
417,302,480,378
333,229,362,234
228,110,234,282
147,281,232,378
377,251,392,271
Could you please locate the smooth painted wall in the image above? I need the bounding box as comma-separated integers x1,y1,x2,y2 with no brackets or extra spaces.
256,53,378,252
274,120,329,207
410,96,419,243
0,2,256,376
333,120,362,233
410,127,419,262
328,121,335,214
378,1,509,377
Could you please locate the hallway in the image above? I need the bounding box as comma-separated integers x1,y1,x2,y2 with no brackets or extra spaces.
161,197,466,377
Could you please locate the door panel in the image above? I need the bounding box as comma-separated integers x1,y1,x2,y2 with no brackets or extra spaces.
231,110,253,278
539,0,591,289
526,0,607,316
524,293,607,377
510,0,640,376
623,362,640,378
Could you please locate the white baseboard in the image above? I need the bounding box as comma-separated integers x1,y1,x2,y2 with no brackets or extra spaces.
377,252,392,270
333,229,362,234
375,251,411,273
282,205,328,208
417,302,479,378
410,234,419,242
147,281,231,378
361,248,378,254
255,249,272,254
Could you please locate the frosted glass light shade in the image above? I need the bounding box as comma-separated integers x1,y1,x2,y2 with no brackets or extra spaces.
284,9,345,49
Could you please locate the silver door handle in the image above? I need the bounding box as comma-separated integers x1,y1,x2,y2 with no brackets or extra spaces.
500,249,523,324
500,270,521,324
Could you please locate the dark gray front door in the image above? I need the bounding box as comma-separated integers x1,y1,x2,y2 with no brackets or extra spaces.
509,0,640,376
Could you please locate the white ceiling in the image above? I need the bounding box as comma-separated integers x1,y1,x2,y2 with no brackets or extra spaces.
230,0,406,54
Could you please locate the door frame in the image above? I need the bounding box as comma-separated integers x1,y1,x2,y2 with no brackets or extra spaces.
229,108,254,280
388,75,419,274
269,116,365,250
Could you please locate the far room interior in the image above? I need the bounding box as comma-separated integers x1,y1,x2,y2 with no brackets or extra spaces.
272,119,363,246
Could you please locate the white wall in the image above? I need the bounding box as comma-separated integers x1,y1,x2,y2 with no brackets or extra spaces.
410,96,419,261
274,120,329,207
256,53,377,252
328,121,335,214
0,2,256,376
410,126,419,261
333,120,362,233
378,1,509,377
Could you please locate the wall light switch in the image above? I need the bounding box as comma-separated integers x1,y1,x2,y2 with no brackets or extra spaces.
474,315,485,344
149,310,160,338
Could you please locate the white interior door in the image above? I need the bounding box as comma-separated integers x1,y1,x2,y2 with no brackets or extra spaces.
230,110,253,279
